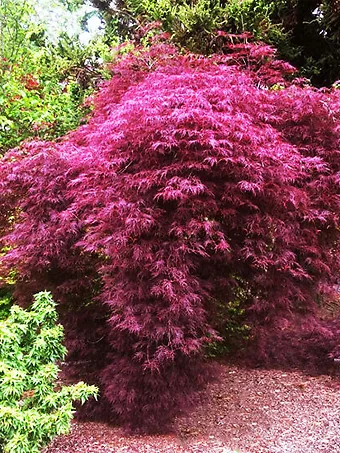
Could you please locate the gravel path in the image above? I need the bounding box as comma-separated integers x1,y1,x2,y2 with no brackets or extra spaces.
44,364,340,453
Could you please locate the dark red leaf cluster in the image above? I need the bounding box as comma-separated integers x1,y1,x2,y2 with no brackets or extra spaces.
20,74,40,91
0,41,339,431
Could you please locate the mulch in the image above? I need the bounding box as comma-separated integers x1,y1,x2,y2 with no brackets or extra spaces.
44,364,340,453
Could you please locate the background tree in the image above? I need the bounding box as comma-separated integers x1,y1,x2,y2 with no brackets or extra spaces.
0,0,114,153
83,0,340,86
268,0,340,85
111,0,290,54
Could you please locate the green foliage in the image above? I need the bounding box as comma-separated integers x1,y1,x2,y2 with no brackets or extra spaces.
120,0,336,84
0,0,116,153
206,279,251,358
0,0,41,64
0,291,98,453
0,288,12,320
0,36,113,153
266,0,340,85
0,55,89,152
91,0,340,84
125,0,288,54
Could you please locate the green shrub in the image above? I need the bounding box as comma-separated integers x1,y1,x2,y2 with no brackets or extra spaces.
125,0,288,54
0,0,115,154
0,287,12,320
205,278,251,358
0,291,98,453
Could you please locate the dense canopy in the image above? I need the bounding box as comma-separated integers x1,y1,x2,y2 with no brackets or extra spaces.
1,38,340,430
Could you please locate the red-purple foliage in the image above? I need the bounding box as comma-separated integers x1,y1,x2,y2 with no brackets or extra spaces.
0,40,340,430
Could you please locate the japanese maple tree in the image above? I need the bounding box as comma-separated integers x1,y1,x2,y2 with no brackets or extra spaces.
0,38,339,430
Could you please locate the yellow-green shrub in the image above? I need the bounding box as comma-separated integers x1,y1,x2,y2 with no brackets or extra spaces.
0,291,98,453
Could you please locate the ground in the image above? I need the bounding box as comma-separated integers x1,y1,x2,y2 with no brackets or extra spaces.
44,364,340,453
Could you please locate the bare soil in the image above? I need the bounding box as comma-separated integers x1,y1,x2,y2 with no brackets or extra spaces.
44,364,340,453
